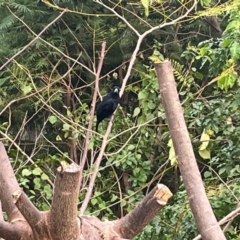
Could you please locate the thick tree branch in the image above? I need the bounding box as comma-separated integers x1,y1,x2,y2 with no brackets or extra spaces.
113,184,172,239
154,61,226,240
49,162,80,240
0,143,23,221
13,189,43,235
0,221,26,240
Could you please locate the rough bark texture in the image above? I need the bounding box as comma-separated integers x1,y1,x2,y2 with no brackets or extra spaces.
113,184,172,239
0,142,173,240
154,61,226,240
48,163,81,240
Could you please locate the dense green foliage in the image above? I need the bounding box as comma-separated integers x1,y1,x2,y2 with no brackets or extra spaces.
0,0,240,239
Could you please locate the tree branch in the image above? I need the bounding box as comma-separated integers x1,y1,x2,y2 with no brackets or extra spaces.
79,41,106,214
193,203,240,240
49,162,81,239
7,8,94,75
0,143,23,221
79,0,197,216
0,221,24,240
113,184,173,239
0,9,67,71
154,61,226,240
12,189,43,236
94,0,140,37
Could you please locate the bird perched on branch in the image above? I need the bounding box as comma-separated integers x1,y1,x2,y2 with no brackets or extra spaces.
96,86,120,132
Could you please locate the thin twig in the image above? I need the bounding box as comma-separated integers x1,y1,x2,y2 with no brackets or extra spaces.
94,0,140,37
0,9,67,71
6,8,94,75
78,0,197,215
79,42,106,214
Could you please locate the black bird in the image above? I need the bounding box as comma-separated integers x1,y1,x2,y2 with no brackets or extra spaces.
96,86,120,132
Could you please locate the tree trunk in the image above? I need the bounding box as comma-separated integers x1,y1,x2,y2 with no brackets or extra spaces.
154,61,226,240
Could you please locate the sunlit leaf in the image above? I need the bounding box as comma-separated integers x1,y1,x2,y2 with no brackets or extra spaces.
32,167,42,176
48,115,57,124
21,85,32,95
138,91,147,100
168,139,178,166
199,149,211,159
141,0,149,16
199,129,210,150
133,107,141,117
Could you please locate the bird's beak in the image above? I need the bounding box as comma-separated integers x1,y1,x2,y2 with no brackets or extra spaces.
114,88,119,93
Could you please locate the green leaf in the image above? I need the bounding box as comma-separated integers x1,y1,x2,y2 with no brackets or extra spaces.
199,149,211,159
98,202,106,209
48,115,57,124
63,123,70,131
22,169,32,176
33,177,41,189
200,0,211,7
219,167,226,175
230,42,240,61
217,73,236,91
91,198,98,206
199,47,208,56
204,171,211,178
88,140,94,150
32,167,42,175
21,85,32,95
133,167,140,175
121,200,127,207
110,194,118,202
168,139,178,166
225,20,240,32
199,129,210,150
56,135,62,141
128,144,135,150
220,38,232,48
41,173,49,180
133,107,141,117
147,102,155,110
138,91,147,100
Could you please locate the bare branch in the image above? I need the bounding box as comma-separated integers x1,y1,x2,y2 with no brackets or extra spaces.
79,0,198,215
79,42,107,214
94,0,140,37
7,8,94,75
96,0,197,97
0,9,67,71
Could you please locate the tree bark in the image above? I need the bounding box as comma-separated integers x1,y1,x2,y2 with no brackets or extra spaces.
48,162,81,240
0,142,173,240
154,61,226,240
113,184,172,239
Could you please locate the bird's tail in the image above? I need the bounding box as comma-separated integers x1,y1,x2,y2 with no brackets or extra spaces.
96,121,99,132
